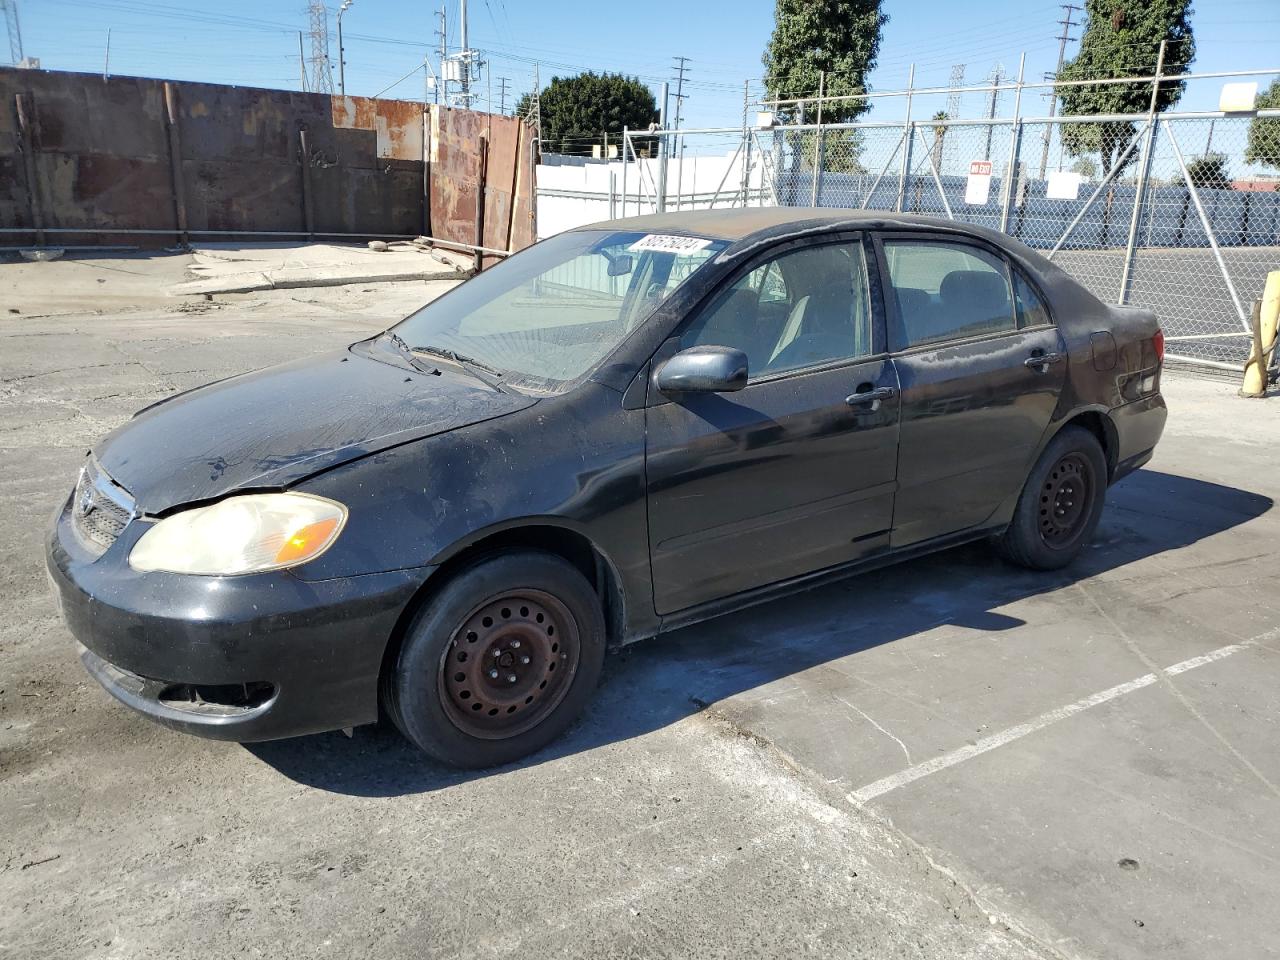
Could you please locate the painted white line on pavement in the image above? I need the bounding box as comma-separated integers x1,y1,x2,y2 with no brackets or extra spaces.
847,642,1249,805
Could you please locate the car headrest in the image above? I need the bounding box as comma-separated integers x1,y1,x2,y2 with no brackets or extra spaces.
895,287,929,317
940,270,1008,311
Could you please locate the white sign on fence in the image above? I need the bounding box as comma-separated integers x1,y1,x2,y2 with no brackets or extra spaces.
1046,170,1083,201
965,160,993,205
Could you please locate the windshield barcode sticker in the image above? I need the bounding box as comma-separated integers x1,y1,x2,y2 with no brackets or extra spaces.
629,235,714,255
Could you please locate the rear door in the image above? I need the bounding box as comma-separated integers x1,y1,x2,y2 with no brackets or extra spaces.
874,234,1066,548
645,235,900,615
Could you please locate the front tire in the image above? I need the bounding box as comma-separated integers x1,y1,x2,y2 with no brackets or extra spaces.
386,551,606,768
995,425,1107,570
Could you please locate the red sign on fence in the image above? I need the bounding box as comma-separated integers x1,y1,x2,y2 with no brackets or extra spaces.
969,160,993,177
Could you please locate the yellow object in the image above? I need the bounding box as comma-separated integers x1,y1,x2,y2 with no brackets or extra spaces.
1242,270,1280,398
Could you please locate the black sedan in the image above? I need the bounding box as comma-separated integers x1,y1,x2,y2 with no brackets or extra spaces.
47,210,1166,767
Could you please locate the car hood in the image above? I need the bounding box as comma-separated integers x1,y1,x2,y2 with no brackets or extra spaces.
94,346,537,514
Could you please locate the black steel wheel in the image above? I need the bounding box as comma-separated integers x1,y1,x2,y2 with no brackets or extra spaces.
440,590,580,740
1037,451,1096,549
995,425,1108,571
385,550,605,768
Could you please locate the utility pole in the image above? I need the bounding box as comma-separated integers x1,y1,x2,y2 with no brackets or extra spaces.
435,6,447,105
103,27,111,81
671,56,690,206
298,31,309,92
671,56,690,131
1039,3,1080,179
982,63,1004,160
459,0,470,108
337,0,354,97
306,0,334,94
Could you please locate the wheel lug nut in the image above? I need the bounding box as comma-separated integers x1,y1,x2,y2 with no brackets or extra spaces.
520,655,530,665
510,640,521,649
506,673,517,683
488,669,499,679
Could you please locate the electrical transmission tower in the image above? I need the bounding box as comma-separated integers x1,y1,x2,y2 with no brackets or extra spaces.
1039,3,1081,179
946,63,965,118
1,0,24,65
306,0,334,94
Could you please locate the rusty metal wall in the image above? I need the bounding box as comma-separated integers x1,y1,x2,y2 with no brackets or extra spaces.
1,68,533,253
428,105,535,266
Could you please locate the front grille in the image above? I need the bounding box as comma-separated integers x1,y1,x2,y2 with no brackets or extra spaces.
70,458,136,557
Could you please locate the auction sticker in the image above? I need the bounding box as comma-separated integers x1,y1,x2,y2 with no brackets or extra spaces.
629,234,714,254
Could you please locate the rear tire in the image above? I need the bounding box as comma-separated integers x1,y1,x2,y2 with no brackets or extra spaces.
385,551,605,768
995,425,1107,570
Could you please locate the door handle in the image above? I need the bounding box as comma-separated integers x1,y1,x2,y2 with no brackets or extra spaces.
845,385,896,407
1024,352,1065,370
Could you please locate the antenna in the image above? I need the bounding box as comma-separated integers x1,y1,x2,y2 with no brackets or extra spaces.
306,0,334,94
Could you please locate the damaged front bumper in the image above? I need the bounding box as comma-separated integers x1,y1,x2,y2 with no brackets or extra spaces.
47,489,431,743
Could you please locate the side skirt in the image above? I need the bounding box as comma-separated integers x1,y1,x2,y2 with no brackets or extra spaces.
651,525,1005,640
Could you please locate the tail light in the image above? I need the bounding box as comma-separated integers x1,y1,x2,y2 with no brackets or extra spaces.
1153,328,1165,364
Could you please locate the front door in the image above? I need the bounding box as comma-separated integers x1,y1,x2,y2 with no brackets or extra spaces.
875,235,1067,547
645,237,900,616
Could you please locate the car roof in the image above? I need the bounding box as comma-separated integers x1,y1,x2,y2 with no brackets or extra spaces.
573,208,1010,245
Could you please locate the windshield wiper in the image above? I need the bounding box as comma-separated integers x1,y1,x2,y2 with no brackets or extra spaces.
379,331,441,376
411,345,516,394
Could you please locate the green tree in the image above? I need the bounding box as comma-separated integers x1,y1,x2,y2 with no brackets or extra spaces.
1057,0,1195,178
762,0,886,179
1245,78,1280,171
514,72,657,157
1071,157,1098,179
1185,152,1230,189
762,0,887,125
929,111,949,171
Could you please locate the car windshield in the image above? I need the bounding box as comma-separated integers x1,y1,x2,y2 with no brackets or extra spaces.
389,230,729,393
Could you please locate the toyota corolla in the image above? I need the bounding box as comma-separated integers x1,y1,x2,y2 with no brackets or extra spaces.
46,209,1166,768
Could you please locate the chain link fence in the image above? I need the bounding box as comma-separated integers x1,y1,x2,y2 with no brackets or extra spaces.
754,105,1279,370
562,67,1280,373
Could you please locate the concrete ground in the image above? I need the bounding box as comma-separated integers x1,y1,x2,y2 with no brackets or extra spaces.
2,248,1279,959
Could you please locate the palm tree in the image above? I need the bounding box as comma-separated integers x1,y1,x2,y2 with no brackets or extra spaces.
930,111,949,171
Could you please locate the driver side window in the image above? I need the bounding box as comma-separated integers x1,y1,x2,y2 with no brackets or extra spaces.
681,242,873,380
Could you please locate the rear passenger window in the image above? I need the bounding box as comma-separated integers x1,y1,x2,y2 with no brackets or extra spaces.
882,241,1016,349
1013,270,1051,328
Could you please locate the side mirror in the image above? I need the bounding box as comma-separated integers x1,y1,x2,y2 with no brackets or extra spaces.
655,345,749,394
606,253,634,277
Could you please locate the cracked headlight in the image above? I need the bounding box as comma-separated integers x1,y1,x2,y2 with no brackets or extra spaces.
129,493,347,575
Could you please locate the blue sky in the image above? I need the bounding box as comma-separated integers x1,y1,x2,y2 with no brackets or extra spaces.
15,0,1280,131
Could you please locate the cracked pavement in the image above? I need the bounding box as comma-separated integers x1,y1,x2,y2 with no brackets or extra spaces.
3,248,1279,959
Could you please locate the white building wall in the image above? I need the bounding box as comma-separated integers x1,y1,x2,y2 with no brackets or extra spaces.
535,150,768,239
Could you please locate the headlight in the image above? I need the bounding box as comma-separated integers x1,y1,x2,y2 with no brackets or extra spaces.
129,493,347,575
